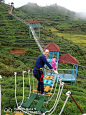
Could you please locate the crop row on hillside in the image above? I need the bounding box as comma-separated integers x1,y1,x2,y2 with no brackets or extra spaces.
56,33,86,52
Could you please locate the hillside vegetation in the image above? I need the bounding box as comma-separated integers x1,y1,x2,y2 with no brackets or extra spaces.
0,2,86,115
19,3,86,34
57,33,86,53
19,3,86,61
0,2,41,75
19,3,86,74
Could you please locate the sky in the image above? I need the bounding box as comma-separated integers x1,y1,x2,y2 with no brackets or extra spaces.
5,0,86,12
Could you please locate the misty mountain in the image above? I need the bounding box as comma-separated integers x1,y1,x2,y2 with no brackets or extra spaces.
76,12,86,19
19,3,79,21
18,3,86,34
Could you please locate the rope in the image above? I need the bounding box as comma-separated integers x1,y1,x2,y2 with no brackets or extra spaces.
14,70,35,115
32,69,34,92
2,70,23,76
1,68,85,114
45,78,63,114
14,72,18,107
46,75,59,106
28,70,31,97
49,81,64,115
13,70,84,114
0,53,37,60
30,27,43,53
21,71,26,107
63,84,84,114
46,79,64,115
11,14,28,26
70,94,84,114
56,74,84,114
1,65,85,114
1,69,35,77
50,73,57,92
59,91,71,115
14,71,26,108
0,53,86,69
59,59,86,68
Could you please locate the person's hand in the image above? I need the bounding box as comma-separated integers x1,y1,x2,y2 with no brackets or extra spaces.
54,70,58,74
51,69,55,71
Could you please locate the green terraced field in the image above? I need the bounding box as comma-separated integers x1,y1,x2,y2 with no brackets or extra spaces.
57,33,86,52
0,2,86,115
